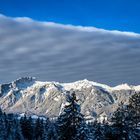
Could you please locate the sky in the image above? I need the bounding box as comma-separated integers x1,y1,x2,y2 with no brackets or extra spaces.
0,0,140,86
0,0,140,33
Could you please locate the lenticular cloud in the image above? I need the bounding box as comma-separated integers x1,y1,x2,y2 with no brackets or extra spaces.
0,14,140,86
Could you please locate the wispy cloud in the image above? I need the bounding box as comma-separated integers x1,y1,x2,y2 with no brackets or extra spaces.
0,14,140,86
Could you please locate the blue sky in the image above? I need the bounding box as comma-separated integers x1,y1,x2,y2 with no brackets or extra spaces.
0,0,140,33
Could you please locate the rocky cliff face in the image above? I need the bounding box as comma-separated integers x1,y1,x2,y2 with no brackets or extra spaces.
0,77,139,119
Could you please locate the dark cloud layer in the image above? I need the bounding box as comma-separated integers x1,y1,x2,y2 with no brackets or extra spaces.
0,14,140,86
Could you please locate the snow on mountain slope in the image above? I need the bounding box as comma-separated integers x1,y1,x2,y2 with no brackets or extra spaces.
112,83,132,90
0,77,139,119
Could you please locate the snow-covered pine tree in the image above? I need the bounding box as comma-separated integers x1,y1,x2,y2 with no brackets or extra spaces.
14,119,24,140
40,118,48,140
129,92,140,127
56,90,90,140
5,114,16,140
40,118,53,140
40,119,46,140
20,115,33,140
93,120,105,140
47,122,58,140
34,117,50,140
111,103,131,140
128,92,140,139
0,109,7,140
34,118,42,140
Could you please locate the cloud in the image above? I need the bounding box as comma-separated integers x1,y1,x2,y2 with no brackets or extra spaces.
0,14,140,86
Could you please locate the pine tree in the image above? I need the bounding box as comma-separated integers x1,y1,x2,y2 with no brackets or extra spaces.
40,118,51,140
93,121,105,140
0,108,3,116
56,90,90,140
129,92,140,127
34,118,42,140
14,119,24,140
0,110,6,137
0,112,6,140
40,119,46,140
0,109,24,140
128,92,140,139
111,103,131,140
6,114,16,140
47,122,58,140
20,115,33,140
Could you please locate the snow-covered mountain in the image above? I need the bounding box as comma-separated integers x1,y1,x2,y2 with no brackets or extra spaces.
0,77,139,119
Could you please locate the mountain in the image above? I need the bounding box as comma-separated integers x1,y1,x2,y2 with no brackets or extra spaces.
0,77,139,120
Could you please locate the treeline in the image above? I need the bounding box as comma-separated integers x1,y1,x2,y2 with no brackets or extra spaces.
0,91,140,140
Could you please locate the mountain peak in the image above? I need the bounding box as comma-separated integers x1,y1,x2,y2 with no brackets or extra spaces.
112,83,131,90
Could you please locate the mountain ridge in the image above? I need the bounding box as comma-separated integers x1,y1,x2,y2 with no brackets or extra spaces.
0,77,139,119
